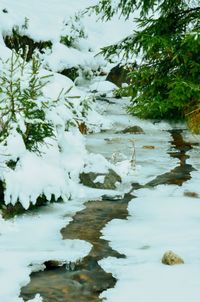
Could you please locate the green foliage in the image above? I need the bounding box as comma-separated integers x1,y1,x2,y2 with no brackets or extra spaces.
91,0,157,19
95,0,200,123
0,51,54,151
113,85,134,98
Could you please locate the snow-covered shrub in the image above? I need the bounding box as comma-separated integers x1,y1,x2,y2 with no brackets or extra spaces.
0,51,55,152
46,85,92,134
60,12,87,48
4,19,52,61
0,51,96,209
43,11,107,82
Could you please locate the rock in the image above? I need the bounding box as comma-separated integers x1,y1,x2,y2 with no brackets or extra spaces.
4,33,52,61
121,126,144,134
106,64,131,87
184,191,199,198
102,194,123,201
80,169,121,190
60,67,79,82
143,145,155,149
44,260,64,269
162,251,184,265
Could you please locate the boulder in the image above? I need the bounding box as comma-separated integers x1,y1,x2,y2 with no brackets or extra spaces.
80,169,121,190
184,191,199,198
162,251,184,265
121,126,144,134
106,64,131,87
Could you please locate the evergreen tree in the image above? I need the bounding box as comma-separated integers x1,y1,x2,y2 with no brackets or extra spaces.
0,51,54,152
93,0,200,131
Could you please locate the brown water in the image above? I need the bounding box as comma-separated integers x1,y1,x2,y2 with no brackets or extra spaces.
21,129,195,302
21,193,133,302
146,130,195,187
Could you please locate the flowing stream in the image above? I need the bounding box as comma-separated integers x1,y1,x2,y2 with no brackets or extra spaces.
21,100,196,302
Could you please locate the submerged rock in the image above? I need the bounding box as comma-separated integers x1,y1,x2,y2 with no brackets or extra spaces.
80,169,121,190
162,251,184,265
121,126,145,134
143,145,155,149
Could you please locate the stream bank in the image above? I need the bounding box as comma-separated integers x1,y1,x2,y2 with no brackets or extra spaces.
21,99,197,302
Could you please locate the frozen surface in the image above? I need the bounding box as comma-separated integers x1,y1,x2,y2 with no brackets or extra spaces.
86,99,178,185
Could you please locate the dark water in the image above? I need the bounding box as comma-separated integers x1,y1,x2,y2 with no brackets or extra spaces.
21,130,195,302
146,130,195,187
21,194,133,302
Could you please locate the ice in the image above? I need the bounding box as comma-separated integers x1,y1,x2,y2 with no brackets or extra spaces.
86,98,178,185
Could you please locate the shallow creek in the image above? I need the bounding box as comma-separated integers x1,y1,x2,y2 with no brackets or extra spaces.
21,100,196,302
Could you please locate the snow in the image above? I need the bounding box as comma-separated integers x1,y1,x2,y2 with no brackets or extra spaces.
44,42,88,71
42,72,81,99
0,4,135,298
0,0,135,210
89,80,118,94
86,98,178,185
0,199,91,302
100,184,200,302
99,125,200,302
86,108,113,132
0,0,134,78
1,128,87,209
83,153,113,174
0,0,91,42
28,295,42,302
1,1,199,302
94,175,105,184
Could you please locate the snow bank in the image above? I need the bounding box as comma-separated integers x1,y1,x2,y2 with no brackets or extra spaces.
0,199,91,302
0,0,134,77
0,0,135,210
0,2,140,302
100,178,200,301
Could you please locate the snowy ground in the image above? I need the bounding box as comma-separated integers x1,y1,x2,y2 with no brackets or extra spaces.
98,119,200,302
100,187,200,301
0,94,184,302
0,0,135,209
0,94,180,302
1,1,200,302
0,200,91,302
0,2,136,301
1,97,200,302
